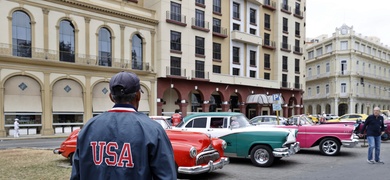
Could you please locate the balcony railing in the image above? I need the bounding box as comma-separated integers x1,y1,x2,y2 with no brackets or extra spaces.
170,41,181,51
295,30,300,36
264,22,271,29
280,43,291,52
263,0,276,10
0,43,152,70
192,70,209,79
262,40,276,49
281,81,290,88
281,3,291,13
212,25,228,38
166,66,186,77
166,11,187,26
294,8,303,18
191,18,210,32
293,46,303,55
294,83,302,89
213,5,221,14
195,46,205,56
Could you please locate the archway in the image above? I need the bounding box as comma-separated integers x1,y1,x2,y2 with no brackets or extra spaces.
338,103,348,116
288,97,297,117
162,88,180,116
188,90,203,113
52,79,84,134
355,103,359,114
325,104,331,114
4,75,42,135
316,104,321,115
229,92,242,112
209,91,223,112
361,104,365,114
307,105,313,114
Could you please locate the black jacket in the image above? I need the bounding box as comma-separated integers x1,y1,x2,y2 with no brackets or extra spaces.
70,104,176,180
361,114,385,136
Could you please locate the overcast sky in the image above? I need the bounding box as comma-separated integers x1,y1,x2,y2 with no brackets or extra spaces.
306,0,390,46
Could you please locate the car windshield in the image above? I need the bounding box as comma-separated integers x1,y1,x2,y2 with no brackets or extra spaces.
154,119,170,129
300,116,314,125
230,115,251,129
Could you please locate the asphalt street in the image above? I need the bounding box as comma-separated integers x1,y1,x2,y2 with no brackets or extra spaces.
0,138,66,150
1,138,389,180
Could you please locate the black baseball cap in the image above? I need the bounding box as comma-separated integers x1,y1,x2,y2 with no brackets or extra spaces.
109,71,143,95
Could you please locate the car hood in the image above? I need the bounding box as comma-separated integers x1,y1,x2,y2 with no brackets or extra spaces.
166,130,212,149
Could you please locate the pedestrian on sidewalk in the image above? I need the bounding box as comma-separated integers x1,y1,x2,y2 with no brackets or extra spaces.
13,118,19,138
360,107,385,164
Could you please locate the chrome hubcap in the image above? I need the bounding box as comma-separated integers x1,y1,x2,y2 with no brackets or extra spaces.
254,149,269,164
322,140,338,155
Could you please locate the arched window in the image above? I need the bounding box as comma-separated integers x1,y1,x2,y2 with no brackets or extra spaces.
12,11,32,57
132,34,143,70
98,28,111,66
59,20,75,62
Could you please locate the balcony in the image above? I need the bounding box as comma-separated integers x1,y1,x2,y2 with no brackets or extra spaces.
0,43,152,71
263,0,276,11
280,42,291,52
247,0,262,5
294,83,302,89
191,18,210,32
231,30,262,46
294,9,304,19
191,70,210,81
293,46,303,55
213,26,228,38
262,40,276,50
295,30,301,37
166,11,187,27
166,66,187,79
213,5,222,15
281,3,291,14
280,81,291,88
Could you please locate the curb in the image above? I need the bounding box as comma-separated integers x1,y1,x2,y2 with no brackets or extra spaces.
0,135,69,141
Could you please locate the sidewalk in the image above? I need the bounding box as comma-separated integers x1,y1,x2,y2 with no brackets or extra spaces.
0,133,70,141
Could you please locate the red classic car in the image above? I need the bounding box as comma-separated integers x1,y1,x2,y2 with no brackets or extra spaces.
54,117,229,175
255,115,358,156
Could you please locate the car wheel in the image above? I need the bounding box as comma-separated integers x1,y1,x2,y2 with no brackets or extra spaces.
69,153,74,165
319,138,340,156
250,145,274,167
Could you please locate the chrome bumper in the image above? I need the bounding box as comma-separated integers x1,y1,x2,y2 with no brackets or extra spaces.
53,148,61,154
273,142,300,157
178,157,229,174
342,139,359,148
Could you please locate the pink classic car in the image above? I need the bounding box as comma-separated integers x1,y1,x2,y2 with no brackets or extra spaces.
283,115,359,156
256,115,358,156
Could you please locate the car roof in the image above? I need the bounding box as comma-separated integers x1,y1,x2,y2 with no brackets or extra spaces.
183,112,243,122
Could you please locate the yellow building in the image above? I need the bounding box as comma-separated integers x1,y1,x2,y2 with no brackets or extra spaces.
145,0,306,118
305,24,390,116
0,0,157,137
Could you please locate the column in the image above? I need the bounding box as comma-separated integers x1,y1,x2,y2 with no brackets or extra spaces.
150,81,157,115
84,76,92,123
0,86,5,137
120,25,125,65
42,8,49,51
202,103,210,112
221,104,230,112
41,73,54,135
179,103,189,117
84,17,91,57
334,98,339,116
349,98,354,114
239,104,247,115
157,102,164,116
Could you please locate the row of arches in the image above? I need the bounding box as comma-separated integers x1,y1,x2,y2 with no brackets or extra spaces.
2,74,150,135
306,103,390,116
10,9,144,68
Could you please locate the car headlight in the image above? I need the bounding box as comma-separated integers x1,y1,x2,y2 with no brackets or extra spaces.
189,147,197,158
222,140,227,150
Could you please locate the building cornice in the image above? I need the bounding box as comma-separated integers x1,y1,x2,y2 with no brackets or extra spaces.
45,0,159,26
